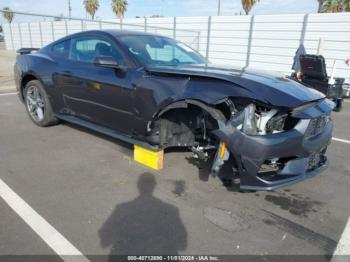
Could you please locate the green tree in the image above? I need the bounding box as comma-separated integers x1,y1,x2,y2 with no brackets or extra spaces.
2,7,14,23
83,0,99,20
344,0,350,11
241,0,259,15
321,0,346,12
111,0,128,19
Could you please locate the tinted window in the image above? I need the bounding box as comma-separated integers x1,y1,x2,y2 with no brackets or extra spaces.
68,37,123,65
119,35,207,66
52,40,69,58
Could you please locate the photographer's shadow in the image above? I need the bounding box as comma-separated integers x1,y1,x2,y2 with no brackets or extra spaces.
99,173,187,259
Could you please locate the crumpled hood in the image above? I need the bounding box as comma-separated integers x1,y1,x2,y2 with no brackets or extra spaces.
146,64,325,108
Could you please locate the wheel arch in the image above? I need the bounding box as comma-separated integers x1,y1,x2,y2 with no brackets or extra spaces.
154,99,227,122
20,73,44,99
146,98,231,148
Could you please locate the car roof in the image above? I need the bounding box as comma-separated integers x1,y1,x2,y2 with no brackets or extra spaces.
101,29,162,37
68,29,165,39
46,30,169,48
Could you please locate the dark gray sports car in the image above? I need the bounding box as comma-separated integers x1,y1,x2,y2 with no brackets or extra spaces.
14,30,334,190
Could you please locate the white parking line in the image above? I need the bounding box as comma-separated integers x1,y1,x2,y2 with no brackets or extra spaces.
333,137,350,144
332,217,350,261
0,92,17,96
344,100,350,103
0,178,90,262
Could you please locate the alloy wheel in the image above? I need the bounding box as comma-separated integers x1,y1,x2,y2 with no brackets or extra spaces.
26,85,45,122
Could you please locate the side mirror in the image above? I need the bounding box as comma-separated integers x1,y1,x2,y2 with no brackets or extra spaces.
93,56,119,68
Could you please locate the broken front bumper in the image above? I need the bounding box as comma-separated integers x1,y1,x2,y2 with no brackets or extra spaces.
213,104,333,191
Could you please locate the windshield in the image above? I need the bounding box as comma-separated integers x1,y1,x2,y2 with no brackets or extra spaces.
118,35,207,66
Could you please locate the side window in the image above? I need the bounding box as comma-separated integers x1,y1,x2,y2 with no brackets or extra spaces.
51,40,69,58
68,37,124,65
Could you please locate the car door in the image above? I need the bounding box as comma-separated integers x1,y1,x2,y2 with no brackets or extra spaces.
57,35,137,134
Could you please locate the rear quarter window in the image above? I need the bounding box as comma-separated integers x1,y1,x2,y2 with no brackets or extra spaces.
51,40,69,59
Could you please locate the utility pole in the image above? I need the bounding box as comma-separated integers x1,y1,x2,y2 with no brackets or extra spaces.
217,0,221,16
68,0,72,19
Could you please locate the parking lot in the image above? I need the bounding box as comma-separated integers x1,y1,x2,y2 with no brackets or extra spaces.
0,53,350,261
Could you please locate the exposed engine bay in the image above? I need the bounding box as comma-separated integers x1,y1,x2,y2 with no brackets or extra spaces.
148,98,302,182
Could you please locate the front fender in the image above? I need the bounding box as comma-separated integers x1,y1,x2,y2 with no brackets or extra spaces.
134,72,259,126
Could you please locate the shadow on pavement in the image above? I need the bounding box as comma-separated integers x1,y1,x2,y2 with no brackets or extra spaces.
98,172,187,259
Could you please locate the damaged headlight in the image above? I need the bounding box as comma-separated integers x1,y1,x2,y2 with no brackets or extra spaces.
231,103,289,135
242,104,257,135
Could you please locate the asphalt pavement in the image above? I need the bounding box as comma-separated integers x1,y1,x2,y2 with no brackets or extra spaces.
0,93,349,261
0,48,16,94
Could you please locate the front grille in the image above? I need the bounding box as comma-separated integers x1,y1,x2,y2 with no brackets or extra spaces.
305,113,329,138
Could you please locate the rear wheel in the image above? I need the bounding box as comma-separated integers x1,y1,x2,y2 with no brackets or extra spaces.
24,80,59,127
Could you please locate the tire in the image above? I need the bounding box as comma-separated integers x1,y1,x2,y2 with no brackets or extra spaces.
24,80,59,127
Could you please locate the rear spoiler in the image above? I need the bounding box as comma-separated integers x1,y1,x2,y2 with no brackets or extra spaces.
16,48,40,55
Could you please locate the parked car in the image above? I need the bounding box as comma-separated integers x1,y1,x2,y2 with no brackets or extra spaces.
0,34,4,42
14,30,334,191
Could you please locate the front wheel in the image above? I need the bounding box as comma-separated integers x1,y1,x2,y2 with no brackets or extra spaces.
24,80,59,127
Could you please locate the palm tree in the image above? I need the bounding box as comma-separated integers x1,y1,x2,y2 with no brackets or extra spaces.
321,0,345,12
111,0,128,19
83,0,99,20
343,0,350,11
2,7,14,23
241,0,259,15
317,0,324,12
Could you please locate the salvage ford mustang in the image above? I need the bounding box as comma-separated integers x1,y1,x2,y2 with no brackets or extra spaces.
14,30,334,191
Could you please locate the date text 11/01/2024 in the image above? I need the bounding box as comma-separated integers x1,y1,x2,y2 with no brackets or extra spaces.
127,255,220,261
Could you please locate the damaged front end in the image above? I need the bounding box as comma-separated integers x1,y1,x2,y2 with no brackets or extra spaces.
147,96,333,191
211,98,333,191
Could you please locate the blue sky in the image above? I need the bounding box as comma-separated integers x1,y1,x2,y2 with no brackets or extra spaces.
0,0,318,22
